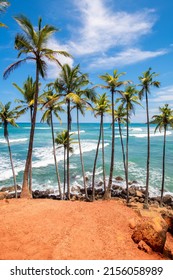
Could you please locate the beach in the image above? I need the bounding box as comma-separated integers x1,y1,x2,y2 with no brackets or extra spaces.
0,198,172,260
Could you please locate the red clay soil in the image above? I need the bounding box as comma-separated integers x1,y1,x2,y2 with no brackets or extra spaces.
0,198,171,260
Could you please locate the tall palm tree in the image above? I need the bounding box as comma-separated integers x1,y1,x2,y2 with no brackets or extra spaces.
150,104,173,206
0,0,10,27
13,76,38,192
0,102,21,198
91,93,110,200
138,68,160,209
117,86,140,203
99,70,129,199
55,130,74,199
71,88,96,201
3,15,71,198
54,64,89,199
114,104,127,181
40,89,64,199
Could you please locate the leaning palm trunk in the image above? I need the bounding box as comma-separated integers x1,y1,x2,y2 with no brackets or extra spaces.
50,112,62,200
160,126,166,206
29,107,33,193
21,63,39,198
92,114,102,201
104,89,114,199
67,99,71,200
126,109,129,203
118,119,127,182
101,114,106,192
6,135,18,198
77,108,89,200
144,90,150,209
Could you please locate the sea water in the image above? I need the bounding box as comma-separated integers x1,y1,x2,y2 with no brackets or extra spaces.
0,122,173,197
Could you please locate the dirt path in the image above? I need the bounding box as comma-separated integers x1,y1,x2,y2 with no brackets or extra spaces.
0,199,169,260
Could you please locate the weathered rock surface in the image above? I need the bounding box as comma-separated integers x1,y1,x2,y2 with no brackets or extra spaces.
132,216,168,253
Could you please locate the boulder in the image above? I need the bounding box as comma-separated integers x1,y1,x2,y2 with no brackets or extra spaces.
161,213,173,235
115,176,124,181
0,185,21,192
136,190,144,198
132,216,168,253
0,192,7,200
163,195,173,205
71,185,81,193
138,240,152,254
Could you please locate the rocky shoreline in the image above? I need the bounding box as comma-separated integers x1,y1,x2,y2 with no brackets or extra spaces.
1,176,173,209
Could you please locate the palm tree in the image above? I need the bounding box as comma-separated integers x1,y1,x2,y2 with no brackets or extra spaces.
71,88,96,201
54,64,89,199
13,76,38,192
99,70,129,199
55,130,74,199
150,104,173,206
114,104,127,181
40,89,64,199
91,93,111,200
0,102,21,198
0,0,10,27
3,15,71,198
138,68,160,209
117,86,140,203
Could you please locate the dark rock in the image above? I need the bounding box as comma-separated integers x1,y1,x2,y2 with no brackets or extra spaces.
115,176,124,181
112,185,122,190
161,213,173,235
0,185,21,192
163,195,173,205
97,181,103,187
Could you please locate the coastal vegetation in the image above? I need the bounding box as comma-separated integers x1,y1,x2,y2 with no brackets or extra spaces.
1,8,173,209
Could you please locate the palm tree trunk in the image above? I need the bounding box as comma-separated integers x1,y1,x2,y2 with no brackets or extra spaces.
126,109,129,203
21,62,40,198
92,115,102,201
101,114,106,193
160,126,166,206
77,108,89,200
104,89,114,199
29,107,33,194
144,90,150,209
64,148,66,198
118,119,127,181
67,99,71,200
6,134,18,198
50,112,62,200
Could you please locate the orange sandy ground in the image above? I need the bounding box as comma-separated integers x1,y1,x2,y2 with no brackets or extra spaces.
0,198,172,260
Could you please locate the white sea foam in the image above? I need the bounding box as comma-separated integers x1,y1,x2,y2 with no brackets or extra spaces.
132,131,172,138
0,155,25,181
130,128,143,132
23,127,51,130
72,130,85,134
0,138,28,144
72,141,109,155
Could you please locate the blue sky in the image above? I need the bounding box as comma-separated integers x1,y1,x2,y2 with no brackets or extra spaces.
0,0,173,123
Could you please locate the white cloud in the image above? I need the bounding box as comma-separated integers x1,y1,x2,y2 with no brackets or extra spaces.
46,37,74,79
152,86,173,103
88,48,167,69
68,0,157,56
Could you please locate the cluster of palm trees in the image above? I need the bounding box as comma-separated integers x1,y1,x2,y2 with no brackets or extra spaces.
1,4,173,207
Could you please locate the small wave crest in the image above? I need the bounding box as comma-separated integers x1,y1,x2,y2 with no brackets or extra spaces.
0,138,28,144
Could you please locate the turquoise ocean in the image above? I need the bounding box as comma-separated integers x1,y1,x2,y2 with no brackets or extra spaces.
0,122,173,197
